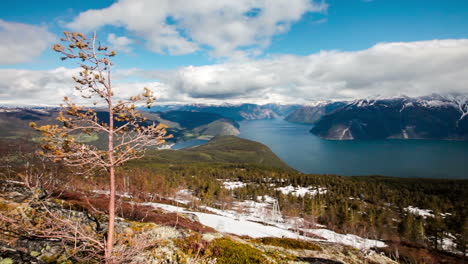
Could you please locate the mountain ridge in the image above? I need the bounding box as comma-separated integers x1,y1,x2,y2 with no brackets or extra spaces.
310,94,468,140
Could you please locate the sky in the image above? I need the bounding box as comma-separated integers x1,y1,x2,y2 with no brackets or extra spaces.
1,0,468,105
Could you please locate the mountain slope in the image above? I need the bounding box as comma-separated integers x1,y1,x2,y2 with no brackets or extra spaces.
285,102,346,124
150,103,300,121
0,108,241,143
310,95,468,140
139,136,292,170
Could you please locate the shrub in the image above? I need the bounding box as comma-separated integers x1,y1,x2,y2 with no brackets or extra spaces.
209,238,269,264
252,237,322,251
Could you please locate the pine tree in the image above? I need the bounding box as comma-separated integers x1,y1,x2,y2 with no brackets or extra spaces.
31,32,170,262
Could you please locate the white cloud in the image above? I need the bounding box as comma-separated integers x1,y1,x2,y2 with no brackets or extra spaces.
2,39,468,105
135,39,468,103
0,20,56,65
67,0,327,57
0,67,171,106
0,67,78,105
107,33,134,53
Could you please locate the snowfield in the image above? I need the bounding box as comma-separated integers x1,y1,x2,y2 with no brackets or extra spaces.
142,201,386,250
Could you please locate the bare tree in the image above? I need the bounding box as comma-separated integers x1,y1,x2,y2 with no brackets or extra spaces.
30,31,170,262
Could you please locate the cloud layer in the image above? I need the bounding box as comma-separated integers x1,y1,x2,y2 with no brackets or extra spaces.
134,39,468,103
0,20,56,65
2,39,468,105
67,0,327,57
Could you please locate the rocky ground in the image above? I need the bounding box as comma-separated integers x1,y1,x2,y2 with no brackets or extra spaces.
0,180,398,264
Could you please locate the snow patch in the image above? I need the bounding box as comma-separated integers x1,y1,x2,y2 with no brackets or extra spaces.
405,206,434,218
307,229,387,250
276,185,327,197
142,201,386,250
402,129,409,139
222,180,247,190
0,109,21,113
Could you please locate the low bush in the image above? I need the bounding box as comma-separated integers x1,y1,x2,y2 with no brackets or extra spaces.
208,238,269,264
252,237,322,251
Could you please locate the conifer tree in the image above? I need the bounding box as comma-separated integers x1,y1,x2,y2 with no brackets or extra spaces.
31,31,170,262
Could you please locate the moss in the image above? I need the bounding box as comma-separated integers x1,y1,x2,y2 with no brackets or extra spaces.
263,249,297,262
342,245,360,256
0,259,14,264
252,237,322,251
128,221,156,233
208,238,269,264
40,254,60,263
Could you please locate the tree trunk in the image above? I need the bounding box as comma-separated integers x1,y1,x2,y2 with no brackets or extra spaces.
105,165,115,261
105,73,115,262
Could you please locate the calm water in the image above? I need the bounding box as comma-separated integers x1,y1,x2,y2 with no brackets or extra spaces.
238,119,468,179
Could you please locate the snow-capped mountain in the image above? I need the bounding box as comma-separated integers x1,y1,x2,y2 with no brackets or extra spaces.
285,101,347,124
148,103,301,121
308,94,468,140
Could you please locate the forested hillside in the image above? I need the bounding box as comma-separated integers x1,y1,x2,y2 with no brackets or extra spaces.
1,134,466,263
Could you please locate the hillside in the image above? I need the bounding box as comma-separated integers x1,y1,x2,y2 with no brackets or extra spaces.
0,180,397,264
1,132,466,263
137,136,292,170
310,95,468,140
285,102,347,124
158,111,240,139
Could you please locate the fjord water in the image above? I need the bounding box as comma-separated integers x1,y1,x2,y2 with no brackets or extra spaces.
239,119,468,179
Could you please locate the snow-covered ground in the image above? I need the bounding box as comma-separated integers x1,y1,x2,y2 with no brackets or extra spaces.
405,206,453,219
441,234,457,252
221,180,247,190
404,206,434,218
170,189,199,204
276,185,327,197
142,200,386,250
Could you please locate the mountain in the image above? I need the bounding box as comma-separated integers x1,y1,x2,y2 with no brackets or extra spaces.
155,110,240,140
0,108,58,139
285,101,347,124
158,111,238,130
148,103,300,121
0,108,240,144
310,94,468,140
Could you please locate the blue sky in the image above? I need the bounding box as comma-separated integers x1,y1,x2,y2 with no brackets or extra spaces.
1,0,468,105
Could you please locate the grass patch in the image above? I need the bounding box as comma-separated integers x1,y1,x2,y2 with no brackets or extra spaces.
209,238,269,264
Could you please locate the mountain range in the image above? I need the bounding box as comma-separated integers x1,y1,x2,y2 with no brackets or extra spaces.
308,94,468,140
148,103,300,121
0,108,240,144
2,94,467,142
